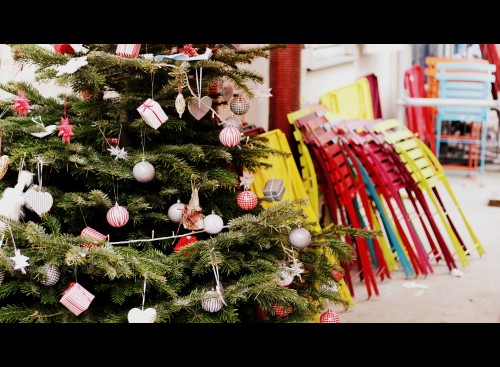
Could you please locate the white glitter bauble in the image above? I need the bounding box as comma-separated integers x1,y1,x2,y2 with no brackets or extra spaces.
204,212,224,234
201,289,224,313
289,227,311,249
39,264,60,286
168,200,185,223
277,268,294,287
133,159,155,183
224,116,243,132
319,279,338,293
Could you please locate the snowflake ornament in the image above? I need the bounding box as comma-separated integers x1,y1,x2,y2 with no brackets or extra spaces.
252,84,273,99
11,91,30,116
239,170,254,190
108,146,128,160
10,249,29,274
58,116,74,143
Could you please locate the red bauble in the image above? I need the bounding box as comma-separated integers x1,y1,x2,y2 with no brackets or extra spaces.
53,44,75,54
331,269,344,281
320,309,341,323
219,126,241,147
237,190,258,210
272,303,293,317
230,95,250,115
106,203,129,228
173,235,197,256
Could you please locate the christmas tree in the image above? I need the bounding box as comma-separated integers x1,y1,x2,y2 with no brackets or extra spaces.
0,44,369,323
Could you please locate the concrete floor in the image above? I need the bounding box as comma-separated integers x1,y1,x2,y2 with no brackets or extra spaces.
328,165,500,323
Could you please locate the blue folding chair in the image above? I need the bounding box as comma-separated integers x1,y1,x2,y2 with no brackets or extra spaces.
435,62,496,179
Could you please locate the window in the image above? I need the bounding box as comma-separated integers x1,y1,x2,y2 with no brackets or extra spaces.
303,44,357,71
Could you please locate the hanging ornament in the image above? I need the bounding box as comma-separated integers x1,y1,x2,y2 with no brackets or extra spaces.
167,199,185,223
277,264,294,287
0,270,4,286
331,269,344,282
9,248,29,274
201,288,224,313
289,227,312,249
158,48,212,62
272,303,292,317
128,276,156,323
252,83,273,99
106,203,129,228
173,235,197,255
230,94,250,115
11,90,30,116
237,190,258,211
219,126,241,147
116,44,141,59
24,160,53,217
181,182,205,231
0,136,8,179
30,116,58,138
203,211,224,234
224,116,243,132
263,178,286,202
133,159,155,183
127,307,157,323
178,44,199,57
320,309,341,323
53,44,75,54
59,282,95,316
218,79,234,102
106,137,120,145
175,91,186,118
239,170,254,189
187,96,212,121
80,226,108,249
0,169,33,223
319,279,339,293
39,264,60,286
25,187,53,216
137,98,168,129
58,116,74,144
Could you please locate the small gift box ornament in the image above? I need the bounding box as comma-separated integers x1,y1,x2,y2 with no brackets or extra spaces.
137,98,168,129
116,44,141,58
80,227,108,249
118,44,141,58
60,282,95,316
263,178,285,202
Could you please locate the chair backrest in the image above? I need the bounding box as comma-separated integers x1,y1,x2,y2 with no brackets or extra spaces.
319,78,374,120
436,62,496,122
479,44,500,99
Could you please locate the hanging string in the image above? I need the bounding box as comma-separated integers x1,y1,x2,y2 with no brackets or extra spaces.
63,96,67,119
141,274,148,311
209,247,226,305
195,67,202,106
151,70,154,100
7,223,17,251
140,126,146,158
0,105,10,119
78,204,88,227
36,158,43,192
112,176,119,204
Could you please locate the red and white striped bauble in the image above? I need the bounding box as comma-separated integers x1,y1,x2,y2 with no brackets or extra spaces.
80,227,108,249
201,289,224,313
39,264,60,286
106,203,129,228
230,95,250,115
237,190,258,210
320,309,341,323
272,303,292,317
219,126,241,147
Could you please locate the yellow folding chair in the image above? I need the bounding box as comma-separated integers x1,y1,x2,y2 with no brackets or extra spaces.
372,119,485,268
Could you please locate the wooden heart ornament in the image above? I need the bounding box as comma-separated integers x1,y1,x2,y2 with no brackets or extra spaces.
127,307,157,323
188,96,212,120
25,189,53,216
